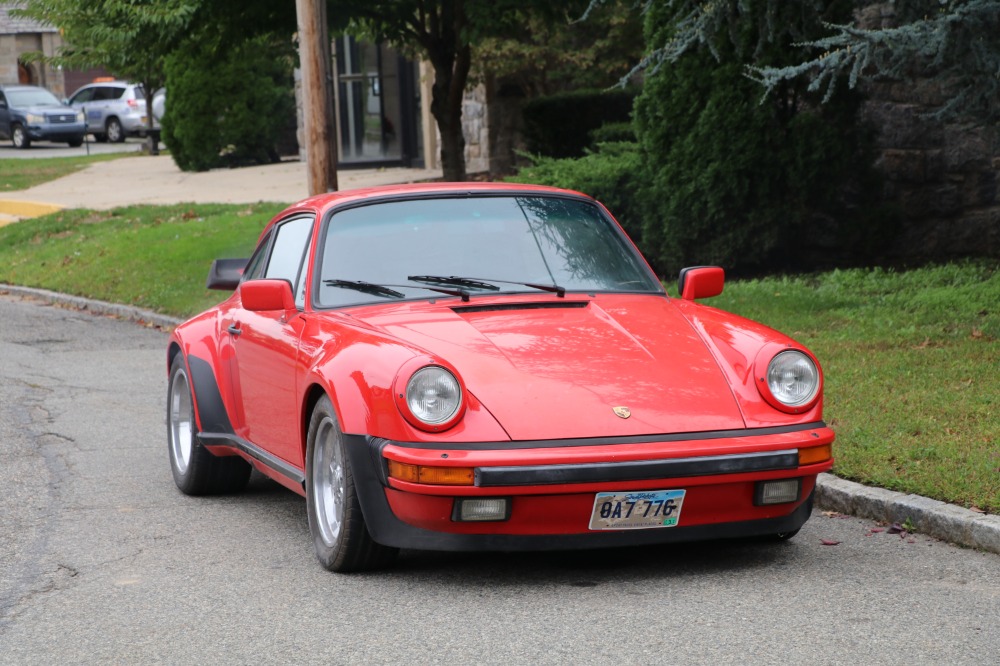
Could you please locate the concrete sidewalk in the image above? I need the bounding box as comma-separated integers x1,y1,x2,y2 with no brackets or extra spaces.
0,155,442,220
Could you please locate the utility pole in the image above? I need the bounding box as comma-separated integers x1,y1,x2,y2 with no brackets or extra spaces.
296,0,338,194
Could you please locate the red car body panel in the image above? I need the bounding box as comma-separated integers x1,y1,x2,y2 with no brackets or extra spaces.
168,182,834,556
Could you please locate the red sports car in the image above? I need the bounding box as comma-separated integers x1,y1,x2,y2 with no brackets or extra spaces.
166,182,834,572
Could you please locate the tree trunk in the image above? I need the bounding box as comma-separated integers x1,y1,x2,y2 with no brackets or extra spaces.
427,25,471,181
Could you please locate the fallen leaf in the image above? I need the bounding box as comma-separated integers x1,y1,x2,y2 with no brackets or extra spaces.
969,506,986,514
887,523,905,535
971,328,983,339
821,510,842,518
820,539,841,546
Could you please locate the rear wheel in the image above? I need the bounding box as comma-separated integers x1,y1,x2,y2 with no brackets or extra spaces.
67,137,83,148
105,117,124,143
167,356,251,495
305,396,397,572
12,124,30,149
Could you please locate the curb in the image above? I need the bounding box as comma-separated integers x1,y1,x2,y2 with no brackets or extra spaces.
0,199,64,222
3,284,997,556
0,284,181,330
816,473,1000,554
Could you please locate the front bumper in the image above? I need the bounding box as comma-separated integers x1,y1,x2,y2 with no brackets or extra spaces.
28,122,86,141
344,423,834,551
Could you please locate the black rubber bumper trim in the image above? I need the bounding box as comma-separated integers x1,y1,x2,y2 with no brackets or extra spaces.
344,434,815,552
199,432,305,487
475,449,799,487
381,421,827,452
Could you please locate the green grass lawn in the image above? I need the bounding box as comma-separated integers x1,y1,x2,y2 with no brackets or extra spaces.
0,203,285,315
1,205,997,512
710,265,999,514
1,152,139,192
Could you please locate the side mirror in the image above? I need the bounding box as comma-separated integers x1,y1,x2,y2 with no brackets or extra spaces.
677,266,724,300
240,279,296,312
205,258,249,290
62,98,69,105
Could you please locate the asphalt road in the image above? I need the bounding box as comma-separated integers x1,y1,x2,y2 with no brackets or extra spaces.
1,293,998,665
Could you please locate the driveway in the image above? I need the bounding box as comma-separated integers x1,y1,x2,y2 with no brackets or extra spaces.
1,292,998,665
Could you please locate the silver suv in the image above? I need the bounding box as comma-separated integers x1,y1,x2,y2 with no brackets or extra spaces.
66,80,158,143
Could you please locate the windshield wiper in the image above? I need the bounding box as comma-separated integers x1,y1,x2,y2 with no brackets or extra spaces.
324,278,470,302
324,279,404,299
408,275,566,298
407,275,500,291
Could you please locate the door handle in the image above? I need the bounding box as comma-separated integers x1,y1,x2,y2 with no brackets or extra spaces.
227,324,242,336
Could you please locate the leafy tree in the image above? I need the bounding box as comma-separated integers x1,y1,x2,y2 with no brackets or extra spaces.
16,0,198,153
331,1,587,181
474,0,644,98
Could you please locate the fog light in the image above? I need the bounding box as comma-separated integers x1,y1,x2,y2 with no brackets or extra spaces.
755,479,801,505
453,498,510,522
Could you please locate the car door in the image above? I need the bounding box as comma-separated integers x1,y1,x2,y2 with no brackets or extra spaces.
68,86,99,132
226,215,315,466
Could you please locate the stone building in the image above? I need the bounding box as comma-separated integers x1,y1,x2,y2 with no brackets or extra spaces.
0,2,66,95
854,4,998,260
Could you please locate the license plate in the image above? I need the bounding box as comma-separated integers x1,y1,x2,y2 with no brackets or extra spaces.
589,489,686,530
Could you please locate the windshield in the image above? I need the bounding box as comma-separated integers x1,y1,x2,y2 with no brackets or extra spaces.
6,88,62,107
315,195,661,308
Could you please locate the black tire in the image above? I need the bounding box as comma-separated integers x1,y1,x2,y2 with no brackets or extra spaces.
167,355,251,495
105,117,124,143
305,396,398,572
93,133,108,143
67,137,83,148
11,124,30,149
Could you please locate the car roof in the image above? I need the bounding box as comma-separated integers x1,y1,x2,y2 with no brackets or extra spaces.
290,181,593,214
0,84,48,92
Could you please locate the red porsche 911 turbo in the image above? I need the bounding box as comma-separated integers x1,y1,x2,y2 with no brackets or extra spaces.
166,182,834,572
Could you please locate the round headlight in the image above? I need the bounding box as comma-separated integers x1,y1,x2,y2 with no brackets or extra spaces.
766,350,820,407
405,366,462,426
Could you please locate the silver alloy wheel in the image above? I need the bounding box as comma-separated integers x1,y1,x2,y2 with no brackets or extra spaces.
12,124,27,148
312,415,345,547
106,118,124,143
168,367,194,474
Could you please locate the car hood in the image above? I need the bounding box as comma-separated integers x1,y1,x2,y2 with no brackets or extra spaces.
353,295,746,440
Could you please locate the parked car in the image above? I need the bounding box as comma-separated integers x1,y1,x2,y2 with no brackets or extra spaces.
166,182,835,572
0,85,86,149
66,80,157,143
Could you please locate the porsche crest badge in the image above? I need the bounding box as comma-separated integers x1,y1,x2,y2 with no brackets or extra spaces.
613,406,631,419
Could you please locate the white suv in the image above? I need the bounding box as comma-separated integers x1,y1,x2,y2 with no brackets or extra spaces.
66,80,159,143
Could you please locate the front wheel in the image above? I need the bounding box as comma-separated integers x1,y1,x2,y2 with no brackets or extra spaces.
12,124,30,149
305,396,397,572
167,356,251,495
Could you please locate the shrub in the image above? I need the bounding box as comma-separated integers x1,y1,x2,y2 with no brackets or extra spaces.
507,142,646,249
162,34,296,172
521,89,636,159
630,1,894,277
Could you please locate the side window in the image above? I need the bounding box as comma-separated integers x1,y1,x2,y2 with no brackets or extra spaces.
263,216,314,304
106,86,126,100
70,88,95,104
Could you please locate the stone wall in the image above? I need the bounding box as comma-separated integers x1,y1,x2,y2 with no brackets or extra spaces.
859,3,1000,261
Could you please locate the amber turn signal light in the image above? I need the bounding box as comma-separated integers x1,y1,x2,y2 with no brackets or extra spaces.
387,460,475,485
798,443,832,466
